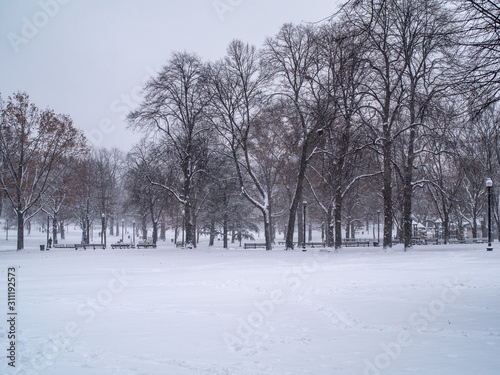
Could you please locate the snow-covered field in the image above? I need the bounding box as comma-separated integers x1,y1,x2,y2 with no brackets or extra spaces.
1,231,500,375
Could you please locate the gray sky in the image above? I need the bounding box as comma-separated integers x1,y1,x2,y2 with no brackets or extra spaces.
1,0,338,151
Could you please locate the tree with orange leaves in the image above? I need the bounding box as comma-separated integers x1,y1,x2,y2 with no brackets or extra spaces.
0,92,87,249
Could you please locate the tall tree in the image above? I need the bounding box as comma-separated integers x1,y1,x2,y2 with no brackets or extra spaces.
264,23,325,250
343,0,408,248
125,140,171,246
460,0,500,108
207,40,277,250
128,52,212,248
0,92,87,249
312,20,372,248
396,0,457,250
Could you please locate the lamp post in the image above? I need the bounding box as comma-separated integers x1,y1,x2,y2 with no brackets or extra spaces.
377,210,381,246
133,220,136,244
486,178,493,251
303,199,307,251
121,219,124,243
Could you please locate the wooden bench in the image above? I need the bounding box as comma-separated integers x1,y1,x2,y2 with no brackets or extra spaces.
343,241,371,247
306,242,325,248
136,243,156,249
53,244,76,249
111,243,135,249
75,243,106,250
243,243,267,249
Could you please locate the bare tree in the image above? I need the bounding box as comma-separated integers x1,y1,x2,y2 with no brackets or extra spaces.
264,23,327,250
395,0,458,250
309,20,373,249
128,52,212,248
207,40,278,250
125,140,171,245
460,0,500,108
343,0,408,248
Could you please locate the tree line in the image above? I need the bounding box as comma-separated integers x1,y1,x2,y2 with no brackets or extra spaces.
2,0,499,250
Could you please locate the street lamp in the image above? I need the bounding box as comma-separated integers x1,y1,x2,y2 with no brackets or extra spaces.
377,210,381,246
486,178,493,251
121,219,124,243
303,199,307,251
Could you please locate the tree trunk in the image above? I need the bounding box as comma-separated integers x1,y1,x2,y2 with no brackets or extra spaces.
52,216,58,245
444,211,450,244
263,210,273,251
86,218,91,244
285,141,309,250
17,211,24,250
160,222,166,241
193,211,198,248
297,205,304,248
60,220,65,240
223,215,228,248
152,221,158,245
383,126,393,248
142,216,147,240
334,189,343,249
110,217,114,235
209,219,215,246
403,90,417,250
327,205,334,247
184,205,194,247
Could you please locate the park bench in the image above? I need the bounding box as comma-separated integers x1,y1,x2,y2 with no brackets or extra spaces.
306,242,325,248
136,242,156,249
53,244,76,249
75,243,106,250
244,243,267,249
466,238,487,244
111,243,135,249
343,240,371,247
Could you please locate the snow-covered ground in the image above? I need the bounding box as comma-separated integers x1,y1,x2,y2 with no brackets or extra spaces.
1,231,500,375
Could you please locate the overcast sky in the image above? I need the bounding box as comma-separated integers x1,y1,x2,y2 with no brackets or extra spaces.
1,0,338,151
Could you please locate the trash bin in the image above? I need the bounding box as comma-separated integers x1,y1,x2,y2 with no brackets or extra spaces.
40,245,45,251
